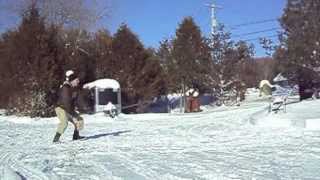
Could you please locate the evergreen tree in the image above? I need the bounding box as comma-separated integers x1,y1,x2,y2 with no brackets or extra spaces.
94,29,113,79
234,41,255,87
278,0,320,77
1,6,62,117
211,25,234,65
171,17,212,92
211,25,255,98
157,39,178,92
112,24,165,113
209,25,234,92
0,32,14,107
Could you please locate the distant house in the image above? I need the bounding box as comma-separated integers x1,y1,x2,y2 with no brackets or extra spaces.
272,68,320,101
273,73,289,87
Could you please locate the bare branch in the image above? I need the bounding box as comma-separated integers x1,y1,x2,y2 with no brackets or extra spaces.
1,0,112,30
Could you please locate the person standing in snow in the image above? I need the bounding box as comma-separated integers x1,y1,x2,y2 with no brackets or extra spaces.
53,70,85,142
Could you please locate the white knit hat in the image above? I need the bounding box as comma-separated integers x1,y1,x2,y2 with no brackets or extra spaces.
66,70,74,77
65,70,78,81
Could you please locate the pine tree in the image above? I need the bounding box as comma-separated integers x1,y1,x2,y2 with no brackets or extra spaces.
278,0,320,76
0,32,12,107
157,39,178,92
1,6,62,117
112,24,165,113
171,17,212,92
94,29,113,78
233,41,255,86
272,0,320,100
210,25,255,99
209,25,235,94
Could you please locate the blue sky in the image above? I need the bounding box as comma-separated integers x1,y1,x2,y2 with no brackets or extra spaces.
0,0,287,57
105,0,287,57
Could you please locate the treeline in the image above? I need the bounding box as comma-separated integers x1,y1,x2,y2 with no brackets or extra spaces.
0,5,269,117
0,6,166,116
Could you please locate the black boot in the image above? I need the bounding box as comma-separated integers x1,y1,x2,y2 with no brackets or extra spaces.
72,129,85,140
53,132,61,143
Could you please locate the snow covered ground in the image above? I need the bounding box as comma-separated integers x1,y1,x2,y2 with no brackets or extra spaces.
1,97,320,179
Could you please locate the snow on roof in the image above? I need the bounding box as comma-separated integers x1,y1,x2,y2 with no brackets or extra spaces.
185,88,199,97
83,79,120,89
259,80,273,88
273,73,288,82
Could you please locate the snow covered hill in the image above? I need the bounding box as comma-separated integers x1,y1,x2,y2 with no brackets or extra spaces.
1,99,320,179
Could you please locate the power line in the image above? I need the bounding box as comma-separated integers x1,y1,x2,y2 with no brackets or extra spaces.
191,4,205,19
230,18,278,29
232,27,281,38
238,34,279,42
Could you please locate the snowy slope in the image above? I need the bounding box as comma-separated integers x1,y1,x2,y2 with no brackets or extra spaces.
1,99,320,179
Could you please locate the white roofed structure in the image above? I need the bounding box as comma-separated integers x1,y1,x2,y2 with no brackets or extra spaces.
259,80,273,89
83,79,120,90
83,79,121,114
273,73,288,82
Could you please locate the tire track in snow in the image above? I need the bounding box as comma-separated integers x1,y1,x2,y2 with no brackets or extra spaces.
3,100,319,179
0,121,53,180
0,151,50,180
111,150,159,179
178,102,273,179
137,103,269,179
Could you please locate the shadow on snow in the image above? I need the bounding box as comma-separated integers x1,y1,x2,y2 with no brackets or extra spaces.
85,130,132,140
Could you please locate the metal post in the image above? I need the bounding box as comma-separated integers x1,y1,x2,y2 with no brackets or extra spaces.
182,79,186,113
180,85,183,113
117,88,122,114
95,87,99,113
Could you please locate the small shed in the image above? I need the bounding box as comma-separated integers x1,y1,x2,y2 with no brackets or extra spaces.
83,79,121,114
259,80,273,96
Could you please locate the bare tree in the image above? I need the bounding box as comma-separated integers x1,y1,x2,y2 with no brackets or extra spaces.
1,0,112,30
10,0,112,60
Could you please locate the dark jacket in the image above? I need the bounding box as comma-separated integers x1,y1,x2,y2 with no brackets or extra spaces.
57,82,78,116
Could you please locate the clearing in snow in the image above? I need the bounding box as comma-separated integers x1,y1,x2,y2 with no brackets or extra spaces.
1,98,320,179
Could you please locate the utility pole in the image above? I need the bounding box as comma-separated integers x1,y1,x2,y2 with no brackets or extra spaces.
206,0,222,62
206,0,222,35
